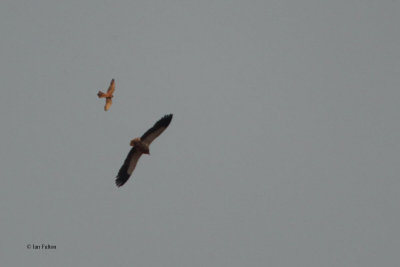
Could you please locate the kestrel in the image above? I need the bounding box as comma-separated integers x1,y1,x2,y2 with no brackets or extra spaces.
97,79,115,111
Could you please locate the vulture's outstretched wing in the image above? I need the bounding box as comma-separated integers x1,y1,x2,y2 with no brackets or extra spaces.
105,98,112,111
141,114,173,145
116,147,143,187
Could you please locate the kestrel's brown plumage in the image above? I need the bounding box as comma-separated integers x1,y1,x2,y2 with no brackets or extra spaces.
97,79,115,111
115,114,173,187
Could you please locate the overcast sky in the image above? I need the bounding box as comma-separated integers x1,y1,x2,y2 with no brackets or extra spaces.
1,0,399,266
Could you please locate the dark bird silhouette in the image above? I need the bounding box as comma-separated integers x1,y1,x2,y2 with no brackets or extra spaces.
97,79,115,111
116,114,173,187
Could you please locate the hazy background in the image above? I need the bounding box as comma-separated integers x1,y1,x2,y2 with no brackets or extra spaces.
1,0,399,266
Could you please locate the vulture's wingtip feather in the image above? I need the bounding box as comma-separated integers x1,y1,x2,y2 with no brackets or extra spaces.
158,114,173,127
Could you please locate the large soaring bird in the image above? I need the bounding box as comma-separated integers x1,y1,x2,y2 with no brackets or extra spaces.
97,79,115,111
115,114,173,187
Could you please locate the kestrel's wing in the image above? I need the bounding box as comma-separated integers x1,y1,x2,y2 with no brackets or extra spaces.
116,147,143,187
140,114,173,145
104,98,112,111
106,79,115,96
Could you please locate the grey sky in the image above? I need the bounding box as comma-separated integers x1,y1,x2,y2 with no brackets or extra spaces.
1,0,399,266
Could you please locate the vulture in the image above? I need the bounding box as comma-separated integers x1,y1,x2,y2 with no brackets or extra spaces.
115,114,173,187
97,79,115,111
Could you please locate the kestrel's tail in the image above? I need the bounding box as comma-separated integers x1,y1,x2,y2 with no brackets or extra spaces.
97,91,106,98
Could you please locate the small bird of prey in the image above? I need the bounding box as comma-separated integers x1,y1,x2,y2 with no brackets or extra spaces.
97,79,115,111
